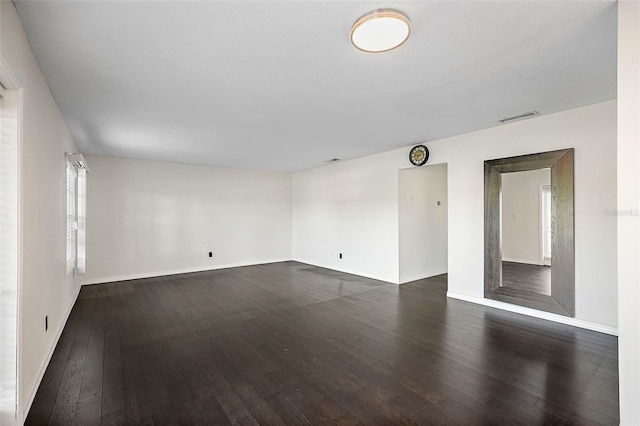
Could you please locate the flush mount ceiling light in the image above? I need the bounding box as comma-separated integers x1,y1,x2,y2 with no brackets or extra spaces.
351,9,411,53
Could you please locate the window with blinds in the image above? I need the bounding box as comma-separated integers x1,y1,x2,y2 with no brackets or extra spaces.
76,168,87,275
66,161,77,276
1,85,19,424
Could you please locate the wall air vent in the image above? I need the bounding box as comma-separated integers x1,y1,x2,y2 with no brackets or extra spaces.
499,111,540,124
65,153,90,173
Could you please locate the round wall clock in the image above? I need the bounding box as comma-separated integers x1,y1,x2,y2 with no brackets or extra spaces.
409,145,429,166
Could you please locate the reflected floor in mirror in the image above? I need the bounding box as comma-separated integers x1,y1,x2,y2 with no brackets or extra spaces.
494,260,567,315
25,261,618,425
502,261,551,295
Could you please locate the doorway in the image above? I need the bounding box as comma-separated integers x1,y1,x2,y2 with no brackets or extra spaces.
398,163,448,284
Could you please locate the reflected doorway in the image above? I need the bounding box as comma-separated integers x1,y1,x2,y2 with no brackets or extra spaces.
500,168,551,296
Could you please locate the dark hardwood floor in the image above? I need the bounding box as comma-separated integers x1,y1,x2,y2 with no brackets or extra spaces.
502,261,551,295
493,262,569,316
26,261,619,425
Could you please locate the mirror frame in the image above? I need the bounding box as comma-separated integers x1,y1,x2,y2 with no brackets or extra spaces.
484,148,575,317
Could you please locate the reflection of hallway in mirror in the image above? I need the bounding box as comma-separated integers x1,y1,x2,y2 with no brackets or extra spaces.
500,168,553,301
502,261,551,295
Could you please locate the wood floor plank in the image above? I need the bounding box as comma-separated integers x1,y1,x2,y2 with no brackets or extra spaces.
73,396,101,426
25,261,619,425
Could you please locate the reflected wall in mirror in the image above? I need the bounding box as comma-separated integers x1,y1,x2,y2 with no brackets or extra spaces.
484,149,574,317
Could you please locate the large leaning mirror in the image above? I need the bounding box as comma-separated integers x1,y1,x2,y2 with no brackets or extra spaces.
484,148,574,317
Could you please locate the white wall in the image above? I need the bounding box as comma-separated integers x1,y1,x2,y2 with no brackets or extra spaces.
431,101,617,327
502,169,550,264
617,1,640,423
293,152,402,283
443,101,617,330
0,0,627,419
83,155,292,283
293,100,617,331
1,2,81,422
399,164,448,283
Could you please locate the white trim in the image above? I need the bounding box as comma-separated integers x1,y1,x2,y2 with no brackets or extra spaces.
446,291,618,336
21,285,81,423
80,259,293,285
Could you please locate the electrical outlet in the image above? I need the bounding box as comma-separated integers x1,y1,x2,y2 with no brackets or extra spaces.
209,251,213,258
45,315,48,332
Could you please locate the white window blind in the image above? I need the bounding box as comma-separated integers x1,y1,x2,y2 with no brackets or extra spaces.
1,87,19,424
76,168,87,275
66,161,77,276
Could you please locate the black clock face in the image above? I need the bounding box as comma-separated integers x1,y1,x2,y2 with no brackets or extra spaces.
409,145,429,166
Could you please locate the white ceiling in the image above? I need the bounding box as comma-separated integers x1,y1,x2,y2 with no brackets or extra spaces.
14,0,617,172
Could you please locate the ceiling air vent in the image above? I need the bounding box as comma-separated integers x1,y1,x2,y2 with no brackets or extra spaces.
499,111,539,124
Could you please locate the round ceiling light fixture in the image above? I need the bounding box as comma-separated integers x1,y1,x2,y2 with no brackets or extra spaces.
350,9,411,53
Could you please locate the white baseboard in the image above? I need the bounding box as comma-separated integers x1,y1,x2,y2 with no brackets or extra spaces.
21,284,82,423
80,259,292,285
446,291,618,336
